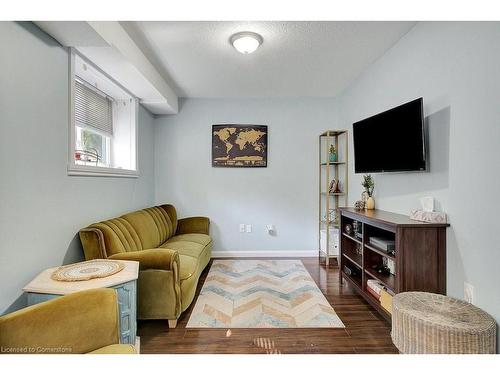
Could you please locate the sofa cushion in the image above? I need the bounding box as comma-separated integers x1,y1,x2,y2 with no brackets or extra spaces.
178,254,198,281
167,233,212,247
161,240,207,258
179,244,212,312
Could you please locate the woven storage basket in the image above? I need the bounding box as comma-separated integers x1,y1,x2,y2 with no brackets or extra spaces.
392,292,496,354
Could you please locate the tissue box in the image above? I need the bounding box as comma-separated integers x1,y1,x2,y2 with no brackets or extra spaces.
410,210,447,224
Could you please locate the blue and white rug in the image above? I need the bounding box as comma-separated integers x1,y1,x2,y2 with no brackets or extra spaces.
186,259,344,328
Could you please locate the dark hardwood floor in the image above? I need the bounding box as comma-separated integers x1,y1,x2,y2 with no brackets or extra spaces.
137,257,398,354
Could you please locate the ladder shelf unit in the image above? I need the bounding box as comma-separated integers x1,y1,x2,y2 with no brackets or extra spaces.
319,130,349,267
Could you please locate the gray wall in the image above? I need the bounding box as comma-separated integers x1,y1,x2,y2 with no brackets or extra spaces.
337,22,500,342
0,22,155,313
155,98,339,255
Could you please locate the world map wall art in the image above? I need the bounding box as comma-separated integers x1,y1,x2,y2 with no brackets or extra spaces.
212,124,268,167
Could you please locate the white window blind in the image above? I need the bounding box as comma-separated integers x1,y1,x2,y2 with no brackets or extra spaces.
75,80,113,135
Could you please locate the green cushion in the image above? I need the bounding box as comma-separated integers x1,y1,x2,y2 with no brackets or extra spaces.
178,254,198,281
161,240,206,258
167,233,212,247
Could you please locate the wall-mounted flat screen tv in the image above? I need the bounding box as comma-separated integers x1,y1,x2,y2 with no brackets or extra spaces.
353,98,426,173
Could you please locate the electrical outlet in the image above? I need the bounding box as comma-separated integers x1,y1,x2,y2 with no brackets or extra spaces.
245,224,252,233
239,224,246,233
464,282,474,304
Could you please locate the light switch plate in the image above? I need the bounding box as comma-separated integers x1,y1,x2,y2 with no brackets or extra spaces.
245,224,252,233
239,224,246,233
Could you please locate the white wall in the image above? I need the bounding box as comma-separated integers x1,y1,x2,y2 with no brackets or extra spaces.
155,98,340,255
337,22,500,342
0,22,155,313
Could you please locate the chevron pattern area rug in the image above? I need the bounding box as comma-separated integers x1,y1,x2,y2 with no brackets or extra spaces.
186,259,344,328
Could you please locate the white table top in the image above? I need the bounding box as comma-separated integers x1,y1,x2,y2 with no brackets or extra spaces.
23,260,139,295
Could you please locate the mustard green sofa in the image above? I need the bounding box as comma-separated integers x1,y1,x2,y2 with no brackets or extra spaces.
0,289,136,354
79,204,211,327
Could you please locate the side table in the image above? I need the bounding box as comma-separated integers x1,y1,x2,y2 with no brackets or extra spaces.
392,292,496,354
23,260,139,349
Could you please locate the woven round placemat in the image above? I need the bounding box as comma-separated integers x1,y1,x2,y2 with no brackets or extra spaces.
392,292,497,354
51,260,125,282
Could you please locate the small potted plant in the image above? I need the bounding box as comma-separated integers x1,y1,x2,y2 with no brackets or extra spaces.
329,144,337,162
361,174,375,210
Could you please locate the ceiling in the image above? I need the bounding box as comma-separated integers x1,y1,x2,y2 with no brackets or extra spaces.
121,21,416,98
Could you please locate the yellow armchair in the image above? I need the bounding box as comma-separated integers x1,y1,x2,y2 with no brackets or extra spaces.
0,289,136,354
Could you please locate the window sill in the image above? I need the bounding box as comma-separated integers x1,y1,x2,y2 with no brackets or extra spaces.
68,165,139,178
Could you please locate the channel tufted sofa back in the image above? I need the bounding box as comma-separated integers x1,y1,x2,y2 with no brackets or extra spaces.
80,204,178,258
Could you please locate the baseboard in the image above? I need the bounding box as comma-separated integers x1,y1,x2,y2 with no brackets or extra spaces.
211,250,318,258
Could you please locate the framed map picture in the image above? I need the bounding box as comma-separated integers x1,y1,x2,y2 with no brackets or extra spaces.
212,124,268,167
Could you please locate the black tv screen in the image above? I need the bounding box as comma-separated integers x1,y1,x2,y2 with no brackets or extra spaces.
353,98,426,173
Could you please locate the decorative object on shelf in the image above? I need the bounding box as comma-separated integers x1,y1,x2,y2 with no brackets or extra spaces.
344,223,353,236
372,263,391,276
51,260,125,282
324,208,338,224
392,292,497,354
352,220,362,240
355,243,363,256
324,209,337,225
361,174,375,210
343,265,358,277
354,200,365,210
329,144,337,162
212,124,267,167
328,179,340,194
386,258,396,275
410,209,447,224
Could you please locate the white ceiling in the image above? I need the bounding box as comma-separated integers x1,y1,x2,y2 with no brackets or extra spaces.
122,21,416,98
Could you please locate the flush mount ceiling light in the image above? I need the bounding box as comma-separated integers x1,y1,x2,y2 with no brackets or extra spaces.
230,32,263,54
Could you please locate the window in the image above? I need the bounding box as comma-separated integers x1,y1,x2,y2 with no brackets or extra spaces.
68,49,138,177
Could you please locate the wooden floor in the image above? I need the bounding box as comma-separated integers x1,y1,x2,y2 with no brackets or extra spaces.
137,258,398,354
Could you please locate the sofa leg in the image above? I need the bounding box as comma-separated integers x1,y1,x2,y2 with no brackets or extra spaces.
168,319,178,328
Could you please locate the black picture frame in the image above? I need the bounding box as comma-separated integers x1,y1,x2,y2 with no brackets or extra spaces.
212,124,268,168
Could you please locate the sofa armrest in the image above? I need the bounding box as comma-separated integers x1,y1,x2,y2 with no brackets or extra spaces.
176,216,210,235
79,228,107,260
0,289,120,354
108,248,179,271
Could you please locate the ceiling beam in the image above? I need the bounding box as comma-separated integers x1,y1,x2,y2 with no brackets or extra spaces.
35,21,178,114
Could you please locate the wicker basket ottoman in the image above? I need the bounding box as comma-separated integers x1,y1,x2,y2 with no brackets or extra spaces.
392,292,496,354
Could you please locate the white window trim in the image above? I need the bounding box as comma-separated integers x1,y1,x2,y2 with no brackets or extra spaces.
67,48,139,178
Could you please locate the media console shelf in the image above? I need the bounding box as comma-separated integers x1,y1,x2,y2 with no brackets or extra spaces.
339,208,449,321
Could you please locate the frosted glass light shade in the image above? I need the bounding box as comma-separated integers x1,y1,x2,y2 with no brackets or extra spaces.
230,32,263,54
